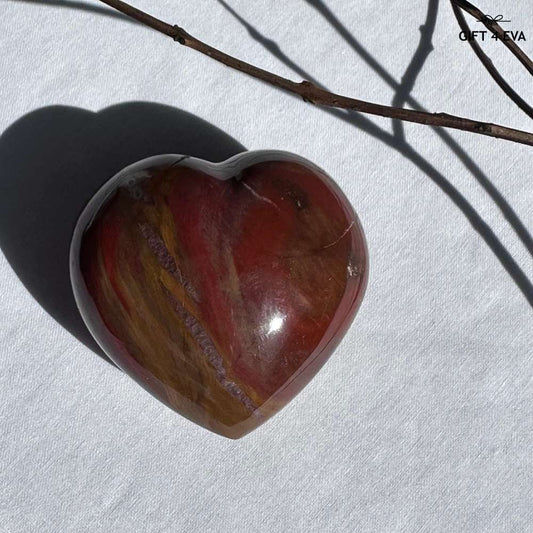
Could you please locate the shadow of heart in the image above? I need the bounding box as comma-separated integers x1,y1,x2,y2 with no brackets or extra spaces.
0,102,246,364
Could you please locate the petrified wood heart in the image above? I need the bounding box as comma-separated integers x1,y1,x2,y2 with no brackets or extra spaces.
70,152,367,438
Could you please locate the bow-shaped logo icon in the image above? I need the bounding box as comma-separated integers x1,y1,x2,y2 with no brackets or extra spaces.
477,14,511,23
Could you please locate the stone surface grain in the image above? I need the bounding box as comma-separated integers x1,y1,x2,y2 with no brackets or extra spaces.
75,157,367,438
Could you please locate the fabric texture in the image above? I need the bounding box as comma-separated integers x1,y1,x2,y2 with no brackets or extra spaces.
0,1,532,531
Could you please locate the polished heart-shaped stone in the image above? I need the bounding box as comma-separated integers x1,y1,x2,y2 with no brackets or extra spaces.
70,151,368,438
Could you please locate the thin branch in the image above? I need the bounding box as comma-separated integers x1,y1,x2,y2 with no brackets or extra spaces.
451,0,533,76
451,1,533,119
96,0,533,147
98,0,175,36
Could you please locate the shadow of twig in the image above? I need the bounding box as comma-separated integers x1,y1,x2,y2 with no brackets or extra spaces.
391,0,439,140
217,0,533,307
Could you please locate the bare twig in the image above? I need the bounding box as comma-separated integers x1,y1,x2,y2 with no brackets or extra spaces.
96,0,533,147
451,0,533,76
451,1,533,119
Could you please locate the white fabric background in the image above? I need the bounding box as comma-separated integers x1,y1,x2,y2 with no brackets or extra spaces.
1,1,532,531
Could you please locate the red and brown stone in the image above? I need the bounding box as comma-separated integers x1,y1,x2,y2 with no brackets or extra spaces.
72,154,367,438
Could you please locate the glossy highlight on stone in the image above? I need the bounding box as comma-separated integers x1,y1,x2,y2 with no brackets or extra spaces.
70,152,368,438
